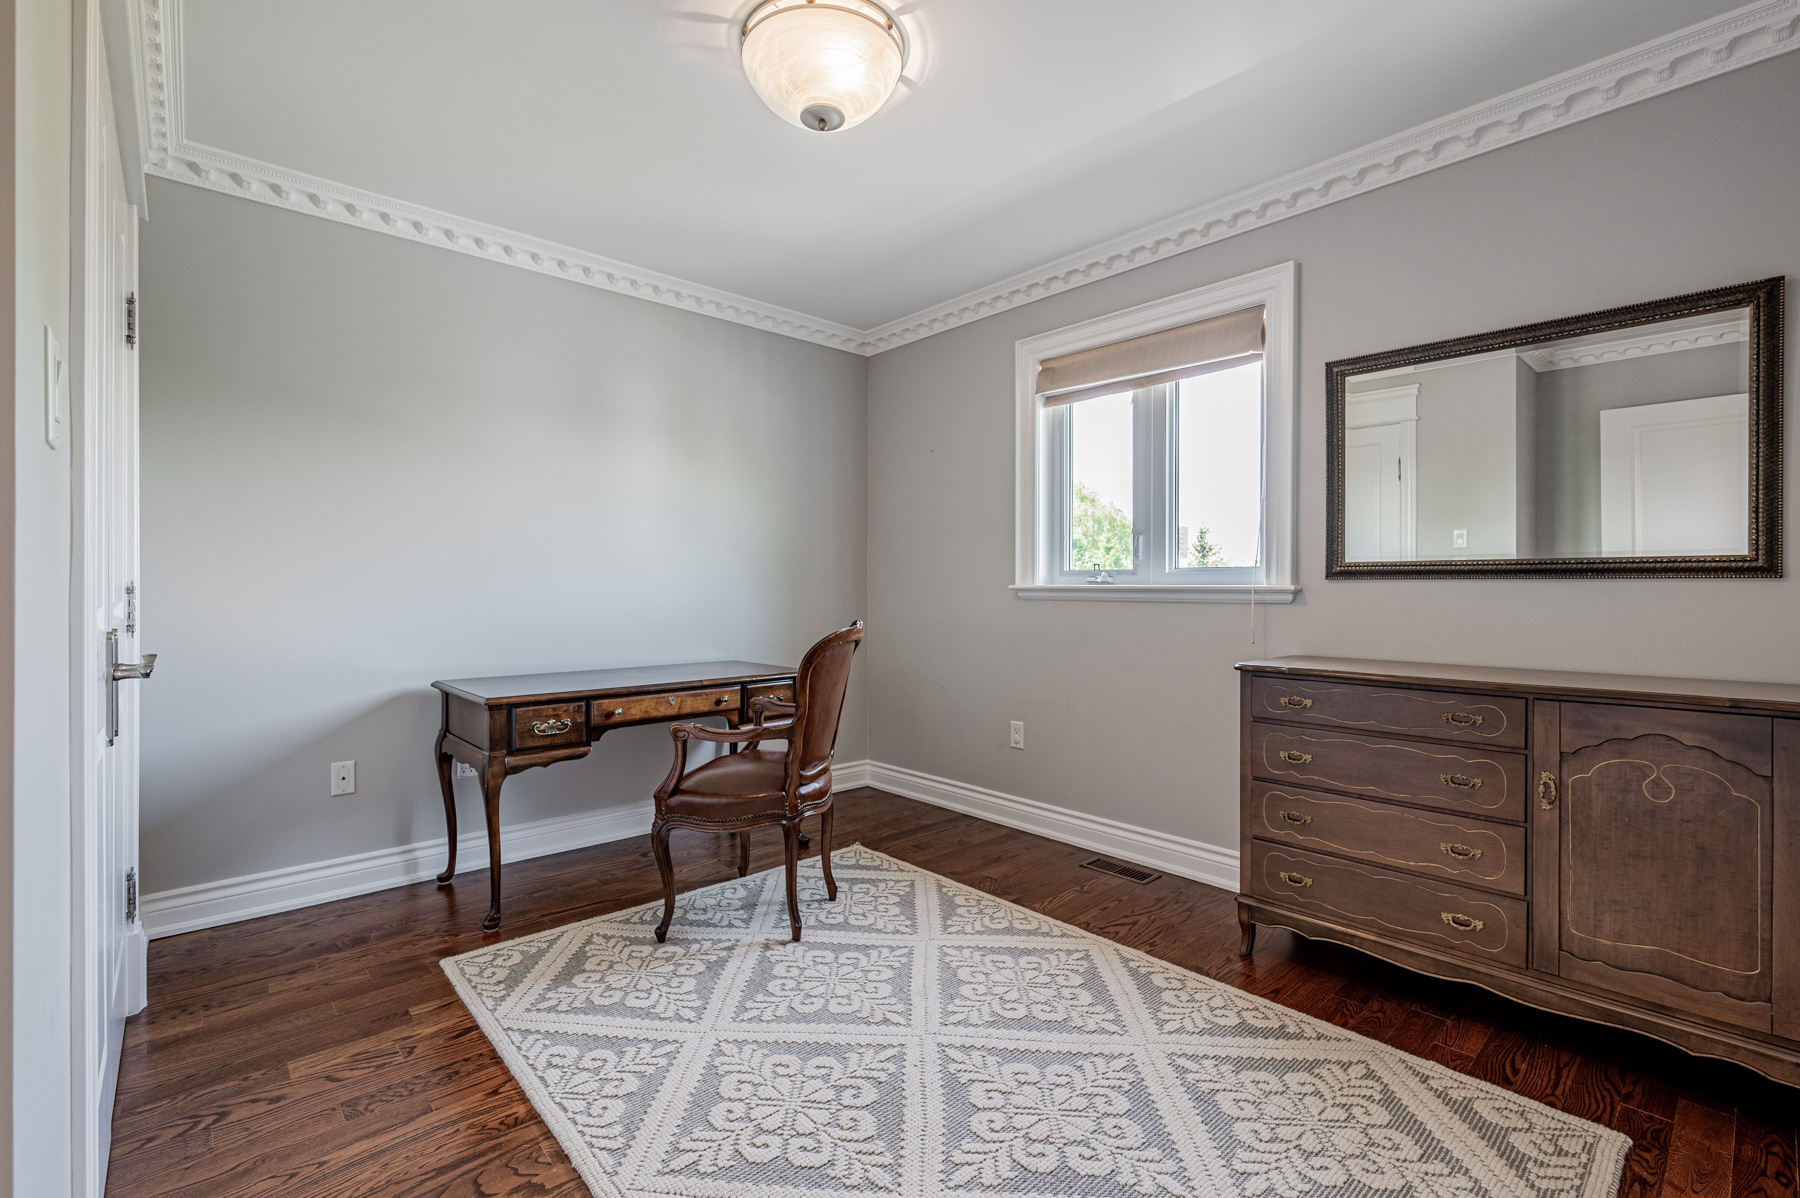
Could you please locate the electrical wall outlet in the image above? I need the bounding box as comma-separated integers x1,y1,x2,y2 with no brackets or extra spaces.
1009,721,1025,750
455,761,477,778
330,760,357,796
1452,528,1468,549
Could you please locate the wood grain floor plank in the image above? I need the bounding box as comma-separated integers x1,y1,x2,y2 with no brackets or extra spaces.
1664,1099,1740,1198
1731,1113,1798,1198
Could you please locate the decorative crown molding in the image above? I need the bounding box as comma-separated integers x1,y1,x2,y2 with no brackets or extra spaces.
854,0,1800,354
139,0,869,354
141,0,1798,357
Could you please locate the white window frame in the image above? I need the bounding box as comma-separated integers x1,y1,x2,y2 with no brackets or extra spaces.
1012,261,1299,603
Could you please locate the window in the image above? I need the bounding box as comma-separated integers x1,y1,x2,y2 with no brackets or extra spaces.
1013,262,1297,601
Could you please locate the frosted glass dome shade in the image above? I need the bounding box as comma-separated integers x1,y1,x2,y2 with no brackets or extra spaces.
741,0,904,132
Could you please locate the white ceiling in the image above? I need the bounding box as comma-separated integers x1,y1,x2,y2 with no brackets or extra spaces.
176,0,1749,333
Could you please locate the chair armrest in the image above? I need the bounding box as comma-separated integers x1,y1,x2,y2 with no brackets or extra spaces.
674,722,786,745
653,720,787,804
750,696,797,727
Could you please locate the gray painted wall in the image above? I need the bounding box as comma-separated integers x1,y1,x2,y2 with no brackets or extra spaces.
864,54,1799,858
140,180,868,893
1535,341,1748,555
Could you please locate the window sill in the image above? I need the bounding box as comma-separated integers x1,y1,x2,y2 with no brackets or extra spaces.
1010,584,1299,604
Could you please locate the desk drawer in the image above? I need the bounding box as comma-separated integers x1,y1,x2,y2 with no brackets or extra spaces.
512,702,585,750
1252,723,1525,822
1250,676,1525,748
1251,842,1527,968
747,681,795,711
592,687,740,727
1250,782,1525,895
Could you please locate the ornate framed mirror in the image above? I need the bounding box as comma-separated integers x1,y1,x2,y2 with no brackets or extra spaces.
1326,276,1783,579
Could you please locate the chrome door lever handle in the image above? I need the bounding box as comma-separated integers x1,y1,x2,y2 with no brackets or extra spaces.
111,653,156,682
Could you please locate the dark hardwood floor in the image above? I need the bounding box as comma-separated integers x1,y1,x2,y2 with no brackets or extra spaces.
108,789,1798,1197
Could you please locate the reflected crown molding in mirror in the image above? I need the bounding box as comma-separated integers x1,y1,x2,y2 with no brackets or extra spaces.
1516,313,1748,372
1326,276,1784,579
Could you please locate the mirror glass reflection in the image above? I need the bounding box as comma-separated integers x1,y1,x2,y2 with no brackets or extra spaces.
1341,307,1751,562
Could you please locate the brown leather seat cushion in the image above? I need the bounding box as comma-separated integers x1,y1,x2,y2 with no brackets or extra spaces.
663,747,788,819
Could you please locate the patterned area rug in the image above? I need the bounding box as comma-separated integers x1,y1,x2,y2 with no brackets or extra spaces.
441,845,1629,1198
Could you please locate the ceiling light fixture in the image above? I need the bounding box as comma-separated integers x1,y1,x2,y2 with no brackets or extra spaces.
740,0,905,133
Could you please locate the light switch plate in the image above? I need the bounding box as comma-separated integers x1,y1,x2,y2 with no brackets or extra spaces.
44,326,65,449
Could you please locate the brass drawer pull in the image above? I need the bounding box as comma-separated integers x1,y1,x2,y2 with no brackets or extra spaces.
1441,912,1485,933
1441,711,1484,729
1538,771,1558,809
1278,695,1314,709
613,707,625,716
1440,842,1483,861
1278,871,1313,888
669,696,678,706
530,718,572,736
1278,750,1313,765
1439,772,1483,790
1279,810,1312,825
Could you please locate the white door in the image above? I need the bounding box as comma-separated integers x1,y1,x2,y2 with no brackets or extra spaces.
75,23,148,1196
1600,393,1749,555
1343,419,1416,560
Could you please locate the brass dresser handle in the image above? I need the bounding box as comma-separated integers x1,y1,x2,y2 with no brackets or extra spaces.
1439,772,1483,790
613,707,625,716
1440,842,1483,861
1279,695,1314,709
1538,771,1558,809
1279,810,1312,825
1441,711,1484,728
530,718,572,736
1278,871,1313,888
1278,750,1313,765
669,696,678,705
1441,912,1485,933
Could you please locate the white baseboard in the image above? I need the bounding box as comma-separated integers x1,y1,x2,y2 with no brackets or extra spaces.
142,800,655,939
857,761,1239,892
141,756,1233,938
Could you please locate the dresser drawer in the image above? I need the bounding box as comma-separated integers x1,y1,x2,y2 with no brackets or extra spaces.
1251,842,1527,968
1250,782,1525,895
591,687,740,727
1252,723,1526,822
511,702,586,750
1250,675,1526,748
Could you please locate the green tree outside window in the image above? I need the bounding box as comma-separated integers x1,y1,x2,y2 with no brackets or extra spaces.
1071,482,1133,571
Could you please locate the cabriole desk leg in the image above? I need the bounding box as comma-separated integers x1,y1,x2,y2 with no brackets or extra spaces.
434,730,457,884
480,757,507,931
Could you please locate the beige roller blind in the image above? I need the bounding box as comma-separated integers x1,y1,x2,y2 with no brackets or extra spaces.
1036,305,1264,407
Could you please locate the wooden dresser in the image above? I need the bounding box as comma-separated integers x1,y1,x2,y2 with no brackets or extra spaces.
1237,656,1800,1086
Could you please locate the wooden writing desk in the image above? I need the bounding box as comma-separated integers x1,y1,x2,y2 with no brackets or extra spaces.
432,660,796,929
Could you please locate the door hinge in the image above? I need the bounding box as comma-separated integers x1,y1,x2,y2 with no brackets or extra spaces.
125,582,137,636
126,867,138,923
125,292,137,348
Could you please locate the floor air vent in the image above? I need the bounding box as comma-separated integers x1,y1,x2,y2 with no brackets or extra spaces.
1080,857,1162,884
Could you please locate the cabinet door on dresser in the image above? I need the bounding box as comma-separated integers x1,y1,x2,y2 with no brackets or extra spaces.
1535,702,1775,1031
